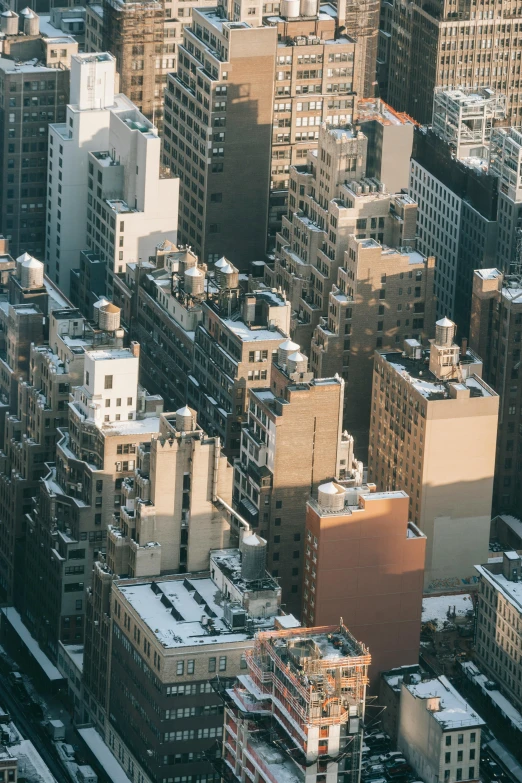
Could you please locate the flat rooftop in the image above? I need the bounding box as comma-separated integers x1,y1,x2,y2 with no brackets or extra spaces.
476,561,522,612
116,574,275,649
406,674,485,729
222,318,286,343
86,348,134,361
379,350,494,400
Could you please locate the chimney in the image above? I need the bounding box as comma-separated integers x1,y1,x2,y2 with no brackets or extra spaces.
130,341,140,359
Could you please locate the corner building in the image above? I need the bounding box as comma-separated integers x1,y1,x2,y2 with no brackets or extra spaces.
368,318,499,592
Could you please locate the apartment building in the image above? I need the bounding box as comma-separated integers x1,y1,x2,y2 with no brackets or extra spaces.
22,331,164,661
82,403,235,731
310,235,436,454
84,4,103,52
0,257,72,606
265,3,365,241
188,261,291,456
409,89,501,329
99,537,291,783
368,317,499,591
470,268,522,518
0,41,71,260
107,406,233,578
489,126,522,274
398,675,484,783
223,623,370,783
233,345,347,613
112,244,203,412
475,550,522,710
302,481,426,686
163,8,277,268
46,52,178,298
268,117,417,349
379,0,522,125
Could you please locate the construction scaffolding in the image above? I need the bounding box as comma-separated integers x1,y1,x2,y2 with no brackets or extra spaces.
102,0,165,125
339,0,380,98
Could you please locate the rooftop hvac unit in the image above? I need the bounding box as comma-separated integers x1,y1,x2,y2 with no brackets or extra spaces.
223,603,247,630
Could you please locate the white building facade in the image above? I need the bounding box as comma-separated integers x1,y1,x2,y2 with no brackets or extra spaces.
46,52,179,298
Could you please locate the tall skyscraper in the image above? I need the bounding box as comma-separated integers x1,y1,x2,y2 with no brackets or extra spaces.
46,52,178,298
470,267,522,518
233,344,347,613
0,12,75,259
409,88,501,330
379,0,522,125
368,318,499,592
163,7,278,267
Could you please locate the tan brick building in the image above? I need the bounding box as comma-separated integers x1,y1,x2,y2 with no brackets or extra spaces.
310,235,436,454
368,318,499,592
233,343,348,614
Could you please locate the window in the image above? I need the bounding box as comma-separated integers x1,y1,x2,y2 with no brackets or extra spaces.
208,657,216,672
219,655,227,671
176,661,184,675
470,733,476,743
456,770,462,782
105,375,113,389
458,734,464,745
446,736,452,746
127,397,133,405
187,659,195,674
444,773,450,782
445,753,451,764
457,751,463,762
469,768,475,780
469,750,475,761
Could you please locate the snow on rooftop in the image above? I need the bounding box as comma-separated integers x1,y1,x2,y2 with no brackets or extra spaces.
101,416,161,437
8,740,56,783
406,675,484,728
422,594,473,630
461,661,522,731
476,563,522,612
222,319,286,343
1,607,62,681
78,728,132,783
117,576,272,649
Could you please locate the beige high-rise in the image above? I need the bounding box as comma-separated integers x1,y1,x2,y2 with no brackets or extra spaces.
368,318,499,591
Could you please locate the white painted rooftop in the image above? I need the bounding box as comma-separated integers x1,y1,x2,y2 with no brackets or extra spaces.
405,675,484,729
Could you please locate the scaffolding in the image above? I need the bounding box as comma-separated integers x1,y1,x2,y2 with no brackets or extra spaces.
102,0,165,125
246,624,370,730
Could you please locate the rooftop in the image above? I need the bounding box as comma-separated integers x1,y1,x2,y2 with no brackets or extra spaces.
116,574,276,649
379,350,494,400
221,319,286,343
475,561,522,612
405,674,485,729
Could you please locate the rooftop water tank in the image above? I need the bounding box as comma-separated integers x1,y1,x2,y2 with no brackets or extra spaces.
240,533,267,581
286,350,308,375
175,405,195,433
280,0,300,17
20,7,39,36
435,316,456,347
20,255,44,289
99,302,121,332
184,265,204,295
218,262,239,289
317,481,345,512
300,0,318,16
92,298,110,325
277,338,300,367
1,10,19,35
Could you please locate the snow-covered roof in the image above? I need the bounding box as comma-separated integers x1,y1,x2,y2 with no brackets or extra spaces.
475,562,522,612
116,574,275,649
405,674,484,729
